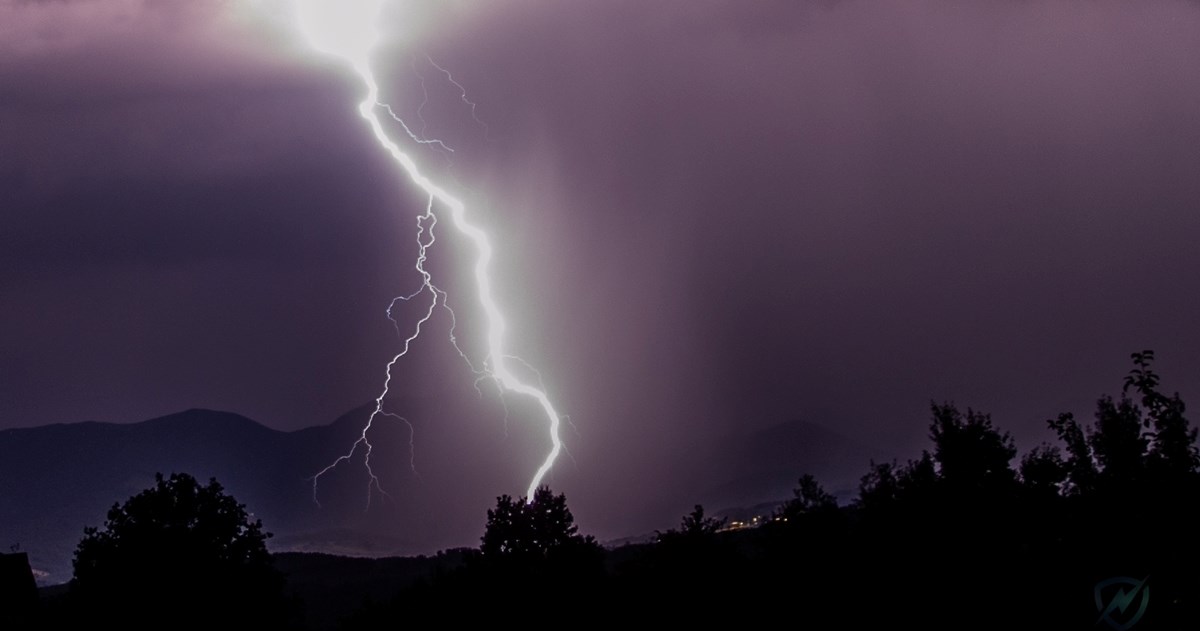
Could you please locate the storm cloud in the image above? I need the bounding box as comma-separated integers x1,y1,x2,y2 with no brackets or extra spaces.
4,0,1200,540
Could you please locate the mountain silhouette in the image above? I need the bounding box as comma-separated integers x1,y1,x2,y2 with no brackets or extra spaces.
0,406,450,584
1,406,886,584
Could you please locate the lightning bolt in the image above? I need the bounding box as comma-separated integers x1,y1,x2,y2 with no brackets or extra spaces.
378,101,454,154
292,0,564,504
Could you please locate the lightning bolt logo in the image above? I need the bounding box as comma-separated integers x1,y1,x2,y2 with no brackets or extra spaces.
288,0,564,505
1094,576,1150,631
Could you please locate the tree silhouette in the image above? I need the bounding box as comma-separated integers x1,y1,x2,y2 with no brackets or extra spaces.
857,452,937,513
71,472,285,626
645,502,735,601
476,485,603,585
1046,412,1096,496
928,403,1017,495
655,504,724,544
1125,350,1199,480
480,486,595,561
779,473,837,521
857,460,900,510
679,504,725,536
1018,444,1066,497
1090,394,1148,489
1034,351,1199,499
344,487,604,623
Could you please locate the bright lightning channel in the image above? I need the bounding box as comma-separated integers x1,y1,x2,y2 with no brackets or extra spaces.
292,0,564,504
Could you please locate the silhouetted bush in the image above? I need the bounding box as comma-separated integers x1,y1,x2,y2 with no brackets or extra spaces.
69,472,289,628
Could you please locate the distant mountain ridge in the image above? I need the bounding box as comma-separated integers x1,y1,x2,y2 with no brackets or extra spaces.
0,407,422,584
0,407,891,585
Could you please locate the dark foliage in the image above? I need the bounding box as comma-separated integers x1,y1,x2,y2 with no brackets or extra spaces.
343,486,605,627
479,486,596,561
779,473,838,519
346,351,1200,628
641,504,732,603
655,504,724,544
0,552,39,626
67,472,288,628
31,352,1200,629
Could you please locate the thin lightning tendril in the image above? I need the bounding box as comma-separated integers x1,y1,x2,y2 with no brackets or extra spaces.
377,411,418,477
296,1,564,505
412,56,431,137
426,54,491,140
406,59,453,169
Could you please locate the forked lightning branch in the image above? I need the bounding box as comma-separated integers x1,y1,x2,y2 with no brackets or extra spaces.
290,0,565,505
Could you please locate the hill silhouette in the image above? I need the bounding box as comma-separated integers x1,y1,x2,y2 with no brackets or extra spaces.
0,406,425,583
0,405,864,584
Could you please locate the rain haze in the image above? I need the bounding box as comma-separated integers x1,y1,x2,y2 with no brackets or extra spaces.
3,0,1200,552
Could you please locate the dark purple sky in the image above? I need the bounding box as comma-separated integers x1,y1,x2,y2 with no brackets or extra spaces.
4,0,1200,539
